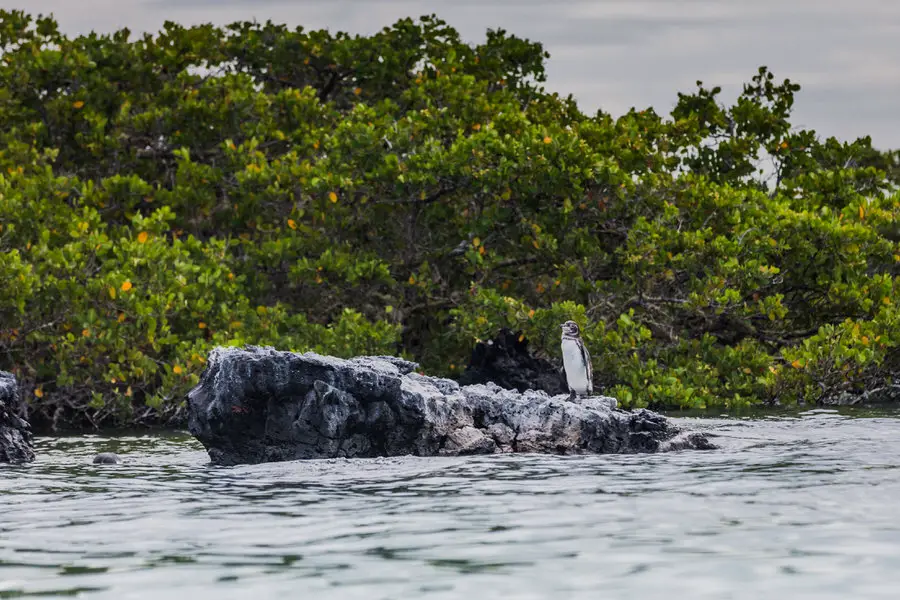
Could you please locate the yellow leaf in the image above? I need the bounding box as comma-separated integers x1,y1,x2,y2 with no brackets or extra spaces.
137,231,148,243
472,237,481,247
230,321,242,329
518,334,525,343
198,322,207,329
408,275,416,285
108,286,116,299
287,219,297,230
532,240,540,249
742,368,752,374
329,191,338,203
34,387,44,398
120,280,132,292
472,123,481,131
884,296,892,305
861,335,869,346
82,328,90,338
791,359,803,369
353,87,362,95
528,309,536,318
543,136,552,144
479,246,486,255
125,386,132,397
859,205,865,220
173,365,183,375
72,100,84,109
117,312,126,323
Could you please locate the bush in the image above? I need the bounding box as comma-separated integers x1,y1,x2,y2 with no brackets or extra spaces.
1,11,899,428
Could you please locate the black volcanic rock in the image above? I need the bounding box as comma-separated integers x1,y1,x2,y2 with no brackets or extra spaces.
93,452,122,465
187,346,714,465
458,328,567,395
1,371,35,464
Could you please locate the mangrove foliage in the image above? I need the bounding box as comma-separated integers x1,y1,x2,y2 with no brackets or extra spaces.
1,11,899,428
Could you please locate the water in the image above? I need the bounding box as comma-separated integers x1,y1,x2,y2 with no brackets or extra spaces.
3,410,900,598
4,0,900,149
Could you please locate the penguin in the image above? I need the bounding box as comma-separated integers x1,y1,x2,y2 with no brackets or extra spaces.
560,320,593,399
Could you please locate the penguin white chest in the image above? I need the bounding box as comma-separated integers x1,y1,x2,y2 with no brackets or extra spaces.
561,339,590,394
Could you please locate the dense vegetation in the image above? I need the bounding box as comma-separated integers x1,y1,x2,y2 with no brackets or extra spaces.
2,11,900,430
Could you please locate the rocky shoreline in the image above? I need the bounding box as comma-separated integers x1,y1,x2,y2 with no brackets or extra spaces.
187,346,715,466
0,371,35,464
13,339,900,467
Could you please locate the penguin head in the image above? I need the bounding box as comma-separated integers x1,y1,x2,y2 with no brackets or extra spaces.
561,320,580,337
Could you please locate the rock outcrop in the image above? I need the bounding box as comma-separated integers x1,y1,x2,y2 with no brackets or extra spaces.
458,328,567,395
187,346,714,465
820,384,900,406
1,371,35,464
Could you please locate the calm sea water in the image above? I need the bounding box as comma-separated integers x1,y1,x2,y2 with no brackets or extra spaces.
3,410,900,599
3,0,900,149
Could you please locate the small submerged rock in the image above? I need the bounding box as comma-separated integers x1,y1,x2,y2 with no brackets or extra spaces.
187,346,715,465
92,452,121,465
1,371,35,464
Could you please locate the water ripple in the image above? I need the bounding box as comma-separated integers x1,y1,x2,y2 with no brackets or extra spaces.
4,415,900,598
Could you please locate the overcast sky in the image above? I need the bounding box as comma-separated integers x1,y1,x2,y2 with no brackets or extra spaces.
4,0,900,149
